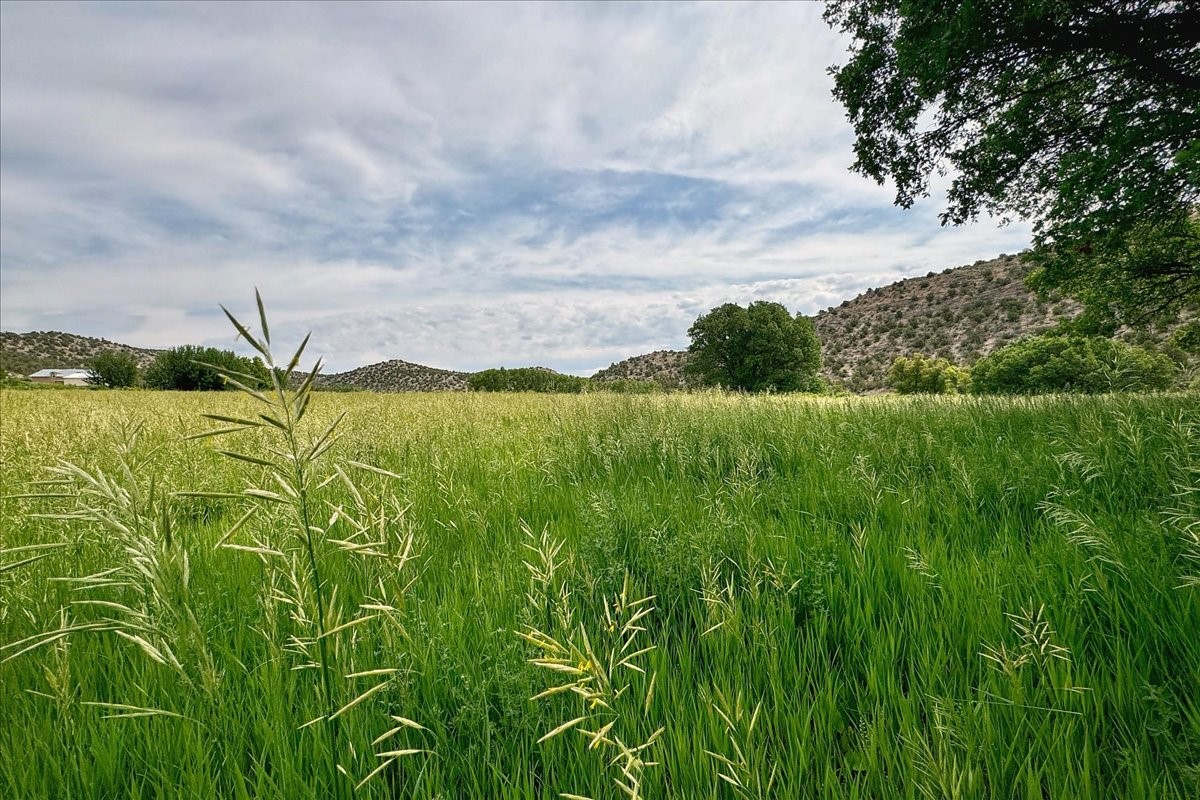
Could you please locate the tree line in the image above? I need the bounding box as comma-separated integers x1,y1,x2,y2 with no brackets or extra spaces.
84,346,271,390
887,336,1180,395
65,305,1194,396
684,303,1186,396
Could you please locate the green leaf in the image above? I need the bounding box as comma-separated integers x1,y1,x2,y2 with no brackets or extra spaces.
184,426,255,441
255,289,271,346
201,414,265,428
214,450,278,469
220,305,271,361
284,332,313,379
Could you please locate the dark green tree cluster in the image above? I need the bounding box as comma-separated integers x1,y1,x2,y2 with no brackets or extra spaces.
468,367,587,393
684,301,822,392
142,345,270,391
1030,215,1200,332
86,351,140,388
969,334,1176,394
887,354,970,394
825,0,1200,330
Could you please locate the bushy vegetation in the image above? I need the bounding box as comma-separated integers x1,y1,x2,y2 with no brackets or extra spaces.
887,353,970,394
86,350,139,388
468,366,587,393
686,301,821,392
970,334,1177,395
142,345,269,391
3,378,1198,797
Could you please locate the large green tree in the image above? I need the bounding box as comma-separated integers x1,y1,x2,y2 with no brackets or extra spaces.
824,0,1200,327
86,350,139,388
685,301,822,392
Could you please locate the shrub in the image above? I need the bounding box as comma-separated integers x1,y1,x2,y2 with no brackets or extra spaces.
969,335,1177,394
887,354,970,394
1169,320,1199,356
86,351,139,388
468,367,586,393
143,346,270,391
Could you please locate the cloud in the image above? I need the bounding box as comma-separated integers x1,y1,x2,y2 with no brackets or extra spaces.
0,1,1031,373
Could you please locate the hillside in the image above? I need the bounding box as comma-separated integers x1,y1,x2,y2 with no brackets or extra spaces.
589,255,1082,392
315,359,470,392
815,254,1080,391
591,350,689,388
1,331,161,378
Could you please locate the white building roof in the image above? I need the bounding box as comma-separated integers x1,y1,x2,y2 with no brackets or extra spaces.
28,368,94,379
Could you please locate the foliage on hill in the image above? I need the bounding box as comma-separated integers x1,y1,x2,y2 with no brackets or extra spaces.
594,255,1081,393
970,335,1177,395
0,331,160,378
591,350,689,389
1029,214,1200,332
815,255,1079,392
8,255,1192,395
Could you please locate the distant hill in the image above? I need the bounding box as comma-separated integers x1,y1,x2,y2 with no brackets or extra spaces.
1,331,161,378
591,350,689,388
310,362,590,393
314,359,470,392
588,255,1083,392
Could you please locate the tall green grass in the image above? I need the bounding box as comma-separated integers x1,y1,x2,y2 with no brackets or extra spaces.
2,385,1197,798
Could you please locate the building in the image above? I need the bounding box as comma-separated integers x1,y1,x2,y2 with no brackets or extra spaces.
27,368,94,386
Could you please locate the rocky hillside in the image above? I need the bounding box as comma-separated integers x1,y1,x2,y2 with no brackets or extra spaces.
314,359,470,392
588,255,1083,392
815,254,1080,391
591,350,689,388
1,331,161,377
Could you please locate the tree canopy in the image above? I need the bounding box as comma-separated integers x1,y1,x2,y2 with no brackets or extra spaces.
684,301,822,392
143,346,269,391
824,0,1200,327
86,350,139,388
887,353,970,395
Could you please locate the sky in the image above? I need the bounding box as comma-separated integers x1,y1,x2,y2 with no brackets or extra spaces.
0,1,1033,374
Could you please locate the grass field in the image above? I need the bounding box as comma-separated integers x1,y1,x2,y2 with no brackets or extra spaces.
2,387,1198,798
